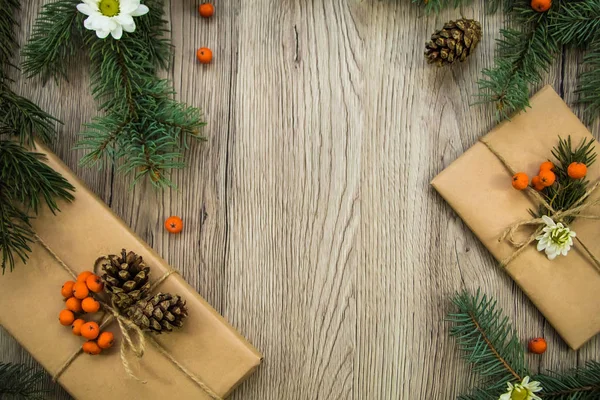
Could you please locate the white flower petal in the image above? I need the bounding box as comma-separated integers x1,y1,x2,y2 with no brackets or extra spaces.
547,251,557,260
76,3,96,15
111,24,123,39
132,4,150,16
499,394,511,400
122,22,136,32
537,240,546,251
96,29,110,39
114,14,134,26
120,0,140,14
542,215,555,227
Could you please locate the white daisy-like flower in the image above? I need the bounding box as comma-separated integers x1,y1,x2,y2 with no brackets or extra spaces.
535,215,576,260
77,0,149,40
498,376,543,400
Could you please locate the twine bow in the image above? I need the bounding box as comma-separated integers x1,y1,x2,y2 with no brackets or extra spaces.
36,235,223,400
480,138,600,271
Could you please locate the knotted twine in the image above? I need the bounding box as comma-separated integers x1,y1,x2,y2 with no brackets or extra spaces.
479,137,600,272
35,235,223,400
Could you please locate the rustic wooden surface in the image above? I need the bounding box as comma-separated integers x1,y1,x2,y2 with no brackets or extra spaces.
2,1,600,399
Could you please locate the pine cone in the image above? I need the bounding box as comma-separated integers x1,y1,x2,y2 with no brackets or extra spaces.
97,249,151,312
425,18,482,67
127,293,188,334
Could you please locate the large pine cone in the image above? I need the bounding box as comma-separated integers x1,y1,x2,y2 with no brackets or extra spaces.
424,18,482,67
97,249,151,312
127,293,188,333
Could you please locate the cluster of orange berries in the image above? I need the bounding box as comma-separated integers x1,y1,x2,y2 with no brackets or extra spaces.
59,271,114,355
196,3,214,64
511,161,588,191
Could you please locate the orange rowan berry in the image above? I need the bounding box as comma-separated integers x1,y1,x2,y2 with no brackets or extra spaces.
72,319,85,336
539,161,554,172
85,274,104,293
81,297,101,313
531,176,545,191
59,309,75,326
61,281,76,298
531,0,551,13
567,162,587,179
198,3,214,18
512,172,529,190
72,282,89,299
77,271,94,283
97,332,115,349
196,48,213,64
81,321,100,340
539,169,556,187
528,337,548,354
82,340,102,355
165,216,184,234
65,297,83,313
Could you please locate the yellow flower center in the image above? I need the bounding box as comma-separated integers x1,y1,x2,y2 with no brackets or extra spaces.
99,0,120,17
511,387,529,400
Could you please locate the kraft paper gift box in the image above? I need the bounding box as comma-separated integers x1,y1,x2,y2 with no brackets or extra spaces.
431,86,600,350
0,144,262,399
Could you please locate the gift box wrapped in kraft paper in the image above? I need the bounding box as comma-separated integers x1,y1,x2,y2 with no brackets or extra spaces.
0,144,262,399
432,86,600,350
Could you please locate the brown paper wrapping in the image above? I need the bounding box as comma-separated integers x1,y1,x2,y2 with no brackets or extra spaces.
0,145,262,398
432,86,600,350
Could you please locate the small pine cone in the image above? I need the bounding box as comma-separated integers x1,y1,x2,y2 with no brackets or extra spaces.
97,249,151,312
424,18,482,67
127,293,188,334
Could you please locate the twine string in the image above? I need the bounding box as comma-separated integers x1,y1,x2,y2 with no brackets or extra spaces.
479,138,600,271
34,235,223,400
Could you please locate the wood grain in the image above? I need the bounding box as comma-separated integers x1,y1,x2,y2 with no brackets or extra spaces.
2,1,599,399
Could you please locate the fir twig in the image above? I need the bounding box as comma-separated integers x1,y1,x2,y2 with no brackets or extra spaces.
551,0,600,47
0,141,75,272
578,40,600,119
447,290,529,391
25,0,206,187
21,0,83,83
536,362,600,399
0,362,51,399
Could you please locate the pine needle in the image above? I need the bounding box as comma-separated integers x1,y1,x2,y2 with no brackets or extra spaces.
0,362,51,399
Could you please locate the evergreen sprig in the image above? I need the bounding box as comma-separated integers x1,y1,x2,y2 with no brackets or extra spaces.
449,290,600,399
535,136,597,222
0,0,75,273
416,0,600,122
0,362,51,399
24,0,206,188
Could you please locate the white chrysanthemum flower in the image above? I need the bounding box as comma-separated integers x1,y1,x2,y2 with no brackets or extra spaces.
535,215,576,260
499,376,543,400
77,0,149,40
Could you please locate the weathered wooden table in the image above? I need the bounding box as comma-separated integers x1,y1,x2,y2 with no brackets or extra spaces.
2,1,599,398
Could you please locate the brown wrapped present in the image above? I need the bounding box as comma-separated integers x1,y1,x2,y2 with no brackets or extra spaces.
0,144,262,398
432,86,600,350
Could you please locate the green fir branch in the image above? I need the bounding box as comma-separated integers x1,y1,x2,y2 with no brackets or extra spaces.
578,40,600,119
25,0,206,188
0,0,20,81
0,141,75,273
447,290,529,389
412,0,474,14
551,0,600,47
477,20,557,119
21,0,83,83
535,361,600,399
0,362,50,399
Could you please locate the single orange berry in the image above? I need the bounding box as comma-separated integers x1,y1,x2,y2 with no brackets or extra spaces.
72,319,85,336
539,161,554,172
165,216,184,234
77,271,94,283
81,321,100,340
72,282,89,299
59,309,75,326
61,281,76,298
86,274,104,293
65,297,83,313
567,162,587,179
198,3,214,18
196,47,213,64
82,340,102,355
531,176,545,191
539,169,556,187
81,297,101,313
528,337,548,354
531,0,551,12
97,332,115,349
511,172,529,190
